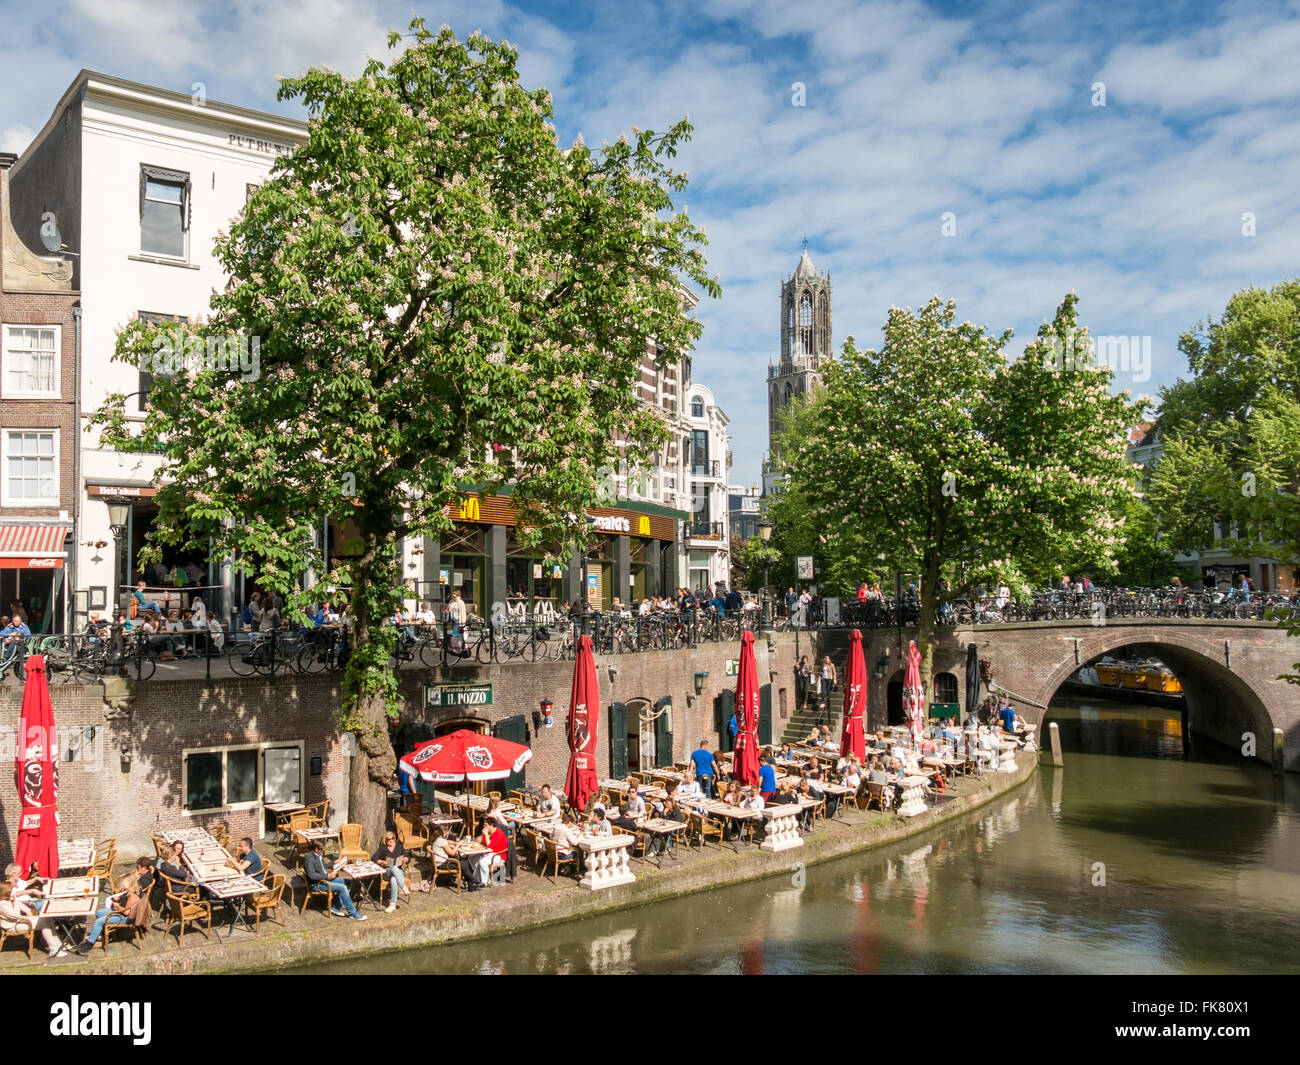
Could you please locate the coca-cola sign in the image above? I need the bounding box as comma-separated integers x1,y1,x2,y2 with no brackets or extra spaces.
27,557,60,568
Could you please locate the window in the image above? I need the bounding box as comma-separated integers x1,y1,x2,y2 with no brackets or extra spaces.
691,429,708,473
690,396,704,418
182,743,297,814
2,430,57,505
137,311,188,410
799,293,814,356
934,673,959,704
2,325,60,397
140,166,190,259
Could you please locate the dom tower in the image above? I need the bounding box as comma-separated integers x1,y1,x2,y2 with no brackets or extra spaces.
762,245,831,497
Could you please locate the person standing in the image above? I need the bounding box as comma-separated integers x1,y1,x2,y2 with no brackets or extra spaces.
447,588,468,639
820,655,837,724
690,741,718,799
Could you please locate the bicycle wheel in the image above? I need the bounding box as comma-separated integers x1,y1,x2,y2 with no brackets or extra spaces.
227,640,259,677
295,641,325,674
476,634,495,664
419,638,443,669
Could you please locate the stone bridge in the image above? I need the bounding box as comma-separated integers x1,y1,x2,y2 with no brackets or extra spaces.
811,619,1300,770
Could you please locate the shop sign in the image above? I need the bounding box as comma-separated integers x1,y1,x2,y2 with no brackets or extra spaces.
424,683,493,708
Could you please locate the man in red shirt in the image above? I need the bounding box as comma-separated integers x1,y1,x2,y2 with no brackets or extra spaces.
477,819,509,886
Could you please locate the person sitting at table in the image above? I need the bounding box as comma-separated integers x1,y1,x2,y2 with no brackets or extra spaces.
476,819,509,886
609,804,645,850
805,724,826,746
157,840,191,885
795,779,819,832
778,742,794,760
536,783,561,817
768,780,797,805
485,796,510,836
674,772,703,802
4,863,44,914
842,760,863,795
303,840,366,920
585,808,613,837
646,798,685,858
75,870,149,955
871,731,890,752
806,756,823,783
234,838,263,883
372,831,410,913
430,827,475,889
758,756,778,801
0,883,67,958
623,787,647,820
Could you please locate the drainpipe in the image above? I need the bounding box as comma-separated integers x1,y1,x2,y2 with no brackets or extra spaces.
70,303,82,633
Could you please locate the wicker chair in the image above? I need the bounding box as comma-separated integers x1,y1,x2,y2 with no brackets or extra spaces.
0,919,36,958
431,856,462,894
299,875,337,916
338,823,368,863
209,823,230,849
89,848,117,887
688,811,723,850
542,837,578,883
102,914,144,953
863,780,888,813
304,800,330,829
151,834,171,860
164,888,212,945
394,812,430,857
246,874,286,931
287,812,314,865
612,825,647,861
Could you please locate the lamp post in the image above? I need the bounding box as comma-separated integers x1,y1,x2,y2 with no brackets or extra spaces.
757,519,773,630
105,497,130,618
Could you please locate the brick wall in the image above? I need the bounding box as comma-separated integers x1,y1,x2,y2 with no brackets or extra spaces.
0,633,802,860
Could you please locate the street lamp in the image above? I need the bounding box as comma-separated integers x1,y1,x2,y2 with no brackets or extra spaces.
105,497,131,617
757,519,773,630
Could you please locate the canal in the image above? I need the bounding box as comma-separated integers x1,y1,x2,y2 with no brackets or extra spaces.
291,693,1300,974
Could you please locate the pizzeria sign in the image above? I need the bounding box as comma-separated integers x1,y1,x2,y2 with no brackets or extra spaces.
424,683,493,709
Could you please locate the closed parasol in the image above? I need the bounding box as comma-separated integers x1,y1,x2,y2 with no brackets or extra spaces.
840,630,867,761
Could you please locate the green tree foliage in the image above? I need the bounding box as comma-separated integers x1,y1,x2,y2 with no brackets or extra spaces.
92,21,717,834
775,293,1140,690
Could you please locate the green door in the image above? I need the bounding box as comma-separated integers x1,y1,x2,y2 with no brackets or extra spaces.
718,690,735,752
759,683,773,747
654,696,673,768
399,722,439,805
492,714,529,794
609,702,628,778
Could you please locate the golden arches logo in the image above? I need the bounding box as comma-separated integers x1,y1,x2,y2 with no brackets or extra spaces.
637,515,650,536
459,496,481,522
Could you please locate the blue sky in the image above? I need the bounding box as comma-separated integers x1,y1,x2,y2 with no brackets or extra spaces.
4,0,1299,486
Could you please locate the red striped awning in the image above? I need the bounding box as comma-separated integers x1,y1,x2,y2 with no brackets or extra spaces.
0,523,69,569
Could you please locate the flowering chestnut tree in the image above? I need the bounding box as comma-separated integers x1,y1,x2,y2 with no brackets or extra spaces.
776,294,1141,694
94,21,717,836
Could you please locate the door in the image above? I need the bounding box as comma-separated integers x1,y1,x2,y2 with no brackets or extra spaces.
718,689,735,752
654,696,673,768
263,747,301,805
758,683,773,747
609,702,628,778
887,680,903,725
492,714,529,795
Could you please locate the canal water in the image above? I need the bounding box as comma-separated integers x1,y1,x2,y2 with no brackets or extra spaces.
291,693,1300,974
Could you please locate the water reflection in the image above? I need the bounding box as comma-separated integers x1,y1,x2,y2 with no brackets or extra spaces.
286,694,1300,975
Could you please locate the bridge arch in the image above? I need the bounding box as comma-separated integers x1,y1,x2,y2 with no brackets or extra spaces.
1018,624,1287,766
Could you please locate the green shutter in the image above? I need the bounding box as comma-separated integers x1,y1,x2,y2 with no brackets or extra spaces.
654,696,673,768
609,703,628,778
759,683,773,747
719,690,735,752
492,715,529,794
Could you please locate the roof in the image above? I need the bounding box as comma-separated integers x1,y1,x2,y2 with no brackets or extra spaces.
794,248,817,279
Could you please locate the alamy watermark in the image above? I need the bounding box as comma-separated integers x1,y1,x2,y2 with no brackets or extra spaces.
144,326,261,383
1042,328,1150,382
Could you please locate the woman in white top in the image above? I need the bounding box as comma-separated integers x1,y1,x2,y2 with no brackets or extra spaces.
675,775,702,801
742,789,765,813
624,790,647,818
0,883,65,957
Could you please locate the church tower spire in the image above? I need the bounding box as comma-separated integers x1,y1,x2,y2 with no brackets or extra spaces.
764,246,831,496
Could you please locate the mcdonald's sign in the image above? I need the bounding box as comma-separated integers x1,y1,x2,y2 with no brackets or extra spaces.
637,515,651,536
459,496,481,522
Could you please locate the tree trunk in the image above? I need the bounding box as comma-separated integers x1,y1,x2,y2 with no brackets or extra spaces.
343,549,399,845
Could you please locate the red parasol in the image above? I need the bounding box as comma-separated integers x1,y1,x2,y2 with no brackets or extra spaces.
14,655,59,879
399,729,532,784
733,630,761,786
562,634,600,812
902,639,925,747
840,630,867,761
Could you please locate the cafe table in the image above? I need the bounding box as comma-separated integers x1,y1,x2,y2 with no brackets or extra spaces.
201,874,267,937
57,839,96,872
421,813,465,839
43,882,101,949
339,860,386,910
638,818,688,866
818,780,856,819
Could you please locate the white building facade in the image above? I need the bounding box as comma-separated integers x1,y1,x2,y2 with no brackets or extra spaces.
681,382,731,592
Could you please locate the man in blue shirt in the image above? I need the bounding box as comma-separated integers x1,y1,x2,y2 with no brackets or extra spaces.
727,712,737,749
1000,705,1017,734
0,618,30,663
758,757,777,800
690,742,717,799
235,837,264,882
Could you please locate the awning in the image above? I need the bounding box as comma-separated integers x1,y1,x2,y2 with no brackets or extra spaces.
0,522,71,569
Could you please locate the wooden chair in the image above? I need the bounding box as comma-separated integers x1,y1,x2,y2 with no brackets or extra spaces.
287,812,314,865
165,889,212,945
404,794,424,821
274,811,300,847
151,834,171,860
0,919,36,958
519,828,543,872
688,811,723,850
338,823,368,862
102,914,144,953
809,795,828,825
94,837,118,857
613,825,647,861
90,848,117,887
863,780,888,813
245,874,286,931
487,791,502,803
542,837,578,883
431,856,462,894
209,823,230,849
394,812,430,857
299,873,337,915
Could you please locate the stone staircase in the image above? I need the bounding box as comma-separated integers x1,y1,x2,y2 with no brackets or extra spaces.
779,692,845,746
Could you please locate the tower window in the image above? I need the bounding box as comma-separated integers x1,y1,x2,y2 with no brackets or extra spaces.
800,293,813,356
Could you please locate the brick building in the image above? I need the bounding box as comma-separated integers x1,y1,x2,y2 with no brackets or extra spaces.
0,152,78,631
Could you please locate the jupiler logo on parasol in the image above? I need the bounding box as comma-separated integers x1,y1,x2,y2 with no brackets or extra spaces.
413,744,442,764
466,747,493,769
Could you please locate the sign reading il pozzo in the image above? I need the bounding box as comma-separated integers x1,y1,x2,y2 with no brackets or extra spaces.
423,683,493,709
